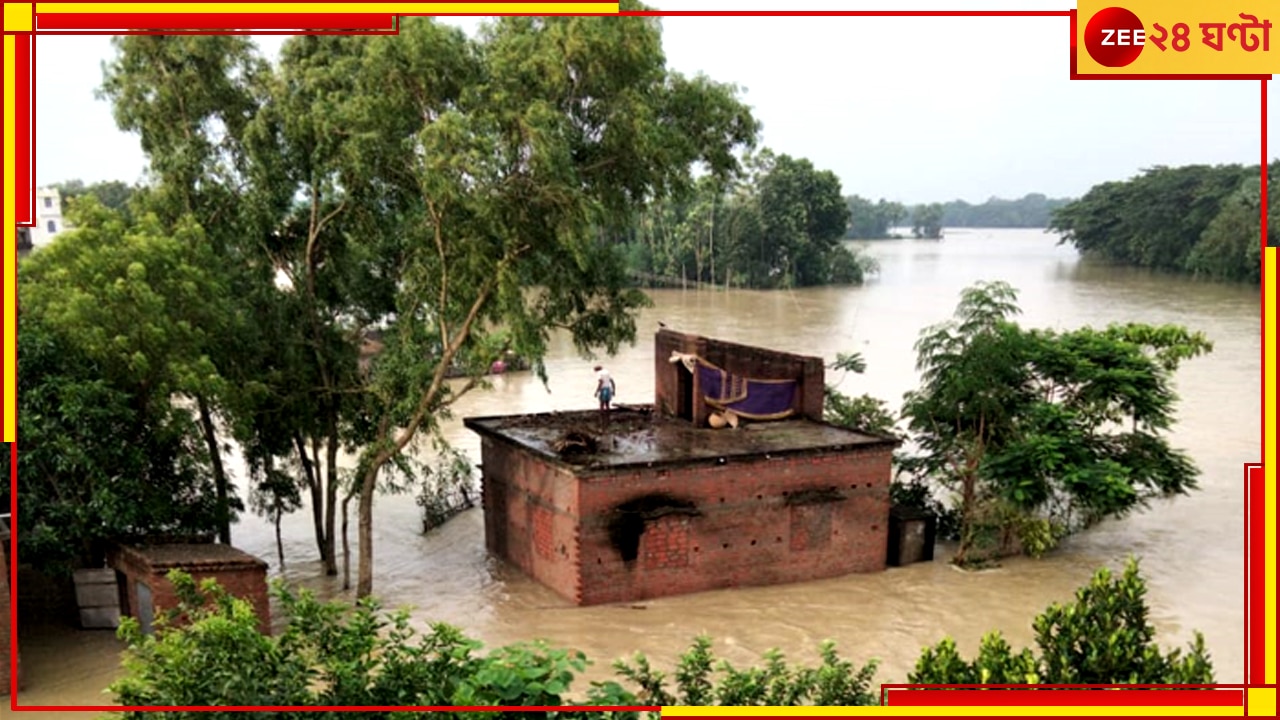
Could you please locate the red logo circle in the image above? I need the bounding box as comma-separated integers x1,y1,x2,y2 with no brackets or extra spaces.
1084,7,1145,67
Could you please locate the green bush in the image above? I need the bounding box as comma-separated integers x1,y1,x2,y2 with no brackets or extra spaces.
110,571,643,720
909,559,1214,685
614,637,878,706
109,560,1212,717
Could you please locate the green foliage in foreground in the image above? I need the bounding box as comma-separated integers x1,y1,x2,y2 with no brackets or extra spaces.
910,559,1214,685
108,560,1211,717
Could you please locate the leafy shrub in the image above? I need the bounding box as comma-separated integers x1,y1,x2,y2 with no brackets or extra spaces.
110,571,643,720
909,559,1214,685
613,636,878,706
110,561,1213,716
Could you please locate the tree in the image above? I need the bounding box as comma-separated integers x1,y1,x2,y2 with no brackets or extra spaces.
898,282,1211,565
100,34,280,548
845,196,906,239
6,295,219,576
48,178,136,216
752,153,851,286
332,11,758,597
17,199,240,562
931,193,1073,229
911,203,944,239
1187,176,1263,283
98,9,759,598
910,559,1214,684
822,352,897,435
1050,162,1265,282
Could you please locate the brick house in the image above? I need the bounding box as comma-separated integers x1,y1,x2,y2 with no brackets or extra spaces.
465,329,899,605
108,543,270,634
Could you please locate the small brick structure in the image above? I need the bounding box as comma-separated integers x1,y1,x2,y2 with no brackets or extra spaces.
465,331,899,605
108,543,270,634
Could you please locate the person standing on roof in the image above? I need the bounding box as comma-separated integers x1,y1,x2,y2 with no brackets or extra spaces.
594,365,616,410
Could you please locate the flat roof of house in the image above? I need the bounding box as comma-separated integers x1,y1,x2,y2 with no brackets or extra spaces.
115,543,268,571
464,406,898,473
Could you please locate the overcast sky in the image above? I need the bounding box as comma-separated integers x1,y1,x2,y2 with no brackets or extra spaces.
34,0,1279,205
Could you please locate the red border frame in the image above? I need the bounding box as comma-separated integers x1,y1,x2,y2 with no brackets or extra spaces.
13,33,30,227
4,5,1272,714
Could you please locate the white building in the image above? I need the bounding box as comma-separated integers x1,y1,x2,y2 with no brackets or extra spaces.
31,187,66,248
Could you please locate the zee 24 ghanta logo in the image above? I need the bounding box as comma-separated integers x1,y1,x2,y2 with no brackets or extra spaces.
1084,6,1271,67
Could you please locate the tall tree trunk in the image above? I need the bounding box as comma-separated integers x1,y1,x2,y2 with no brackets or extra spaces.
274,508,285,570
356,467,377,598
196,394,232,545
295,432,328,567
341,490,354,591
324,420,340,576
709,200,716,287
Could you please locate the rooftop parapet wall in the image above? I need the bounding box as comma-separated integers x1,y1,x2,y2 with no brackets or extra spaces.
653,329,825,426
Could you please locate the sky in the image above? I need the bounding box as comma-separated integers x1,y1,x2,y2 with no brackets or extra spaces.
34,0,1280,205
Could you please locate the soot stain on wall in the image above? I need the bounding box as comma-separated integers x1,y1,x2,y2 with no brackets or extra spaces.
783,486,845,506
608,494,701,564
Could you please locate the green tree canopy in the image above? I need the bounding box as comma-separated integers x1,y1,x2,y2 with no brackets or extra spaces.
5,307,219,575
1051,162,1273,282
899,282,1210,564
97,6,762,598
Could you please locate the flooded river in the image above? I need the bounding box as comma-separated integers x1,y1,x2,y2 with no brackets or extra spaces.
16,228,1257,711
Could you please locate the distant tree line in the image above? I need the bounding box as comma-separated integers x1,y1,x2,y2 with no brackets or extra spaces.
933,193,1072,228
843,193,1072,239
1050,162,1277,283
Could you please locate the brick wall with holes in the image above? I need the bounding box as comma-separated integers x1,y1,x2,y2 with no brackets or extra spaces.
480,437,582,601
575,445,892,605
653,329,825,426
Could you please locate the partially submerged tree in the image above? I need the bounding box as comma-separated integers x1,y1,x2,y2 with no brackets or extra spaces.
98,7,760,597
899,281,1211,564
100,34,279,548
334,12,758,597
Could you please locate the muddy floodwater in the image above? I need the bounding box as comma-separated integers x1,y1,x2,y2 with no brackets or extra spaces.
16,229,1257,714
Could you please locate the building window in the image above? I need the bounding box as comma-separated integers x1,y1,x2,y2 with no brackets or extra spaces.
47,220,57,234
43,197,52,208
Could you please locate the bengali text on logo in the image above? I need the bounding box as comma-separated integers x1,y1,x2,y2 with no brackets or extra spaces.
1083,5,1272,69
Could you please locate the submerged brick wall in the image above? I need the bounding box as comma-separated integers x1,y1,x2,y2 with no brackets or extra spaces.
576,445,892,605
480,438,894,606
108,545,270,635
480,437,582,601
